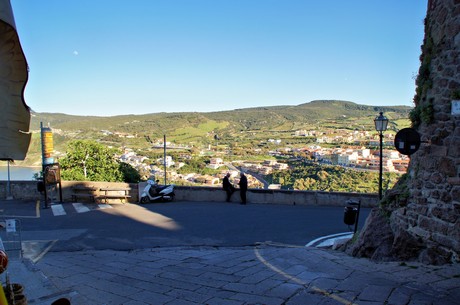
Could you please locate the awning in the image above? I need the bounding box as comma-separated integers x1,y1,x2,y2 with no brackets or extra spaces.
0,0,31,161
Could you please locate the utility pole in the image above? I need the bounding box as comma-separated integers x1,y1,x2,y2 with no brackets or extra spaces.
164,134,167,185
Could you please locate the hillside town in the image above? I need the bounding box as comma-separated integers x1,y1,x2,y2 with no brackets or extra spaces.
118,136,409,189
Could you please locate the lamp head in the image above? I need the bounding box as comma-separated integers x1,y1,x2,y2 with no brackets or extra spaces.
374,112,389,132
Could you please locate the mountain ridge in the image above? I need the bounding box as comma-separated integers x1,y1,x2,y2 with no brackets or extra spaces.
18,100,412,167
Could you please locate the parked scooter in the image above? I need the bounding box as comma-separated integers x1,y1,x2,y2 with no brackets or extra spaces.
140,180,175,203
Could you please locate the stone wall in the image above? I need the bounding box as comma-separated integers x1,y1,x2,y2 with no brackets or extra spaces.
173,186,377,207
401,0,460,263
0,180,379,207
349,0,460,264
0,181,138,203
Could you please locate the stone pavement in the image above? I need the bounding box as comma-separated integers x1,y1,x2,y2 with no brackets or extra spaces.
5,243,460,305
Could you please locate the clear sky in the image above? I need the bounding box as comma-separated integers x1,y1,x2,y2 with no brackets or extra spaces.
11,0,428,117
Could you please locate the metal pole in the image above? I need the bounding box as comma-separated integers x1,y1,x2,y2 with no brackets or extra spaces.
164,134,167,185
6,160,12,200
354,200,361,234
379,132,383,200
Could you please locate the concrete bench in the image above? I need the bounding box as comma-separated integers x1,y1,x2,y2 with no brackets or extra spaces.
98,188,131,204
71,186,98,202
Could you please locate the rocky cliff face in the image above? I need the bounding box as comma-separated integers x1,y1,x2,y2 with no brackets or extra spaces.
348,0,460,265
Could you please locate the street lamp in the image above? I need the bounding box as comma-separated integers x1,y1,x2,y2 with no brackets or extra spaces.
374,112,388,200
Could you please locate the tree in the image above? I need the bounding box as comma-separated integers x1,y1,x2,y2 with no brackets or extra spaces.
119,162,141,183
60,140,124,182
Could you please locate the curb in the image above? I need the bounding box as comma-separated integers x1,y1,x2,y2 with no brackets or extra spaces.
305,232,353,248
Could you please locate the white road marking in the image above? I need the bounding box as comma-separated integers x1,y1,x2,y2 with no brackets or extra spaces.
254,247,358,305
51,204,66,216
72,202,90,213
97,204,112,210
50,203,113,216
31,240,58,263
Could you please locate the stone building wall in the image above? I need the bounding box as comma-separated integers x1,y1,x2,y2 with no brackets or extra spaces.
395,0,460,263
349,0,460,264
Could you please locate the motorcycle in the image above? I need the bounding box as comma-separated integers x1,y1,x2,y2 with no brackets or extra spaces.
140,180,175,203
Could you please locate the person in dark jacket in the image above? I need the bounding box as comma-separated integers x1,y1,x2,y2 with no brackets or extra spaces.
238,172,248,204
222,173,234,202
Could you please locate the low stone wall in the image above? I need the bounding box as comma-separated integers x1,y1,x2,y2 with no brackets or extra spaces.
174,186,377,207
0,181,138,203
1,180,379,207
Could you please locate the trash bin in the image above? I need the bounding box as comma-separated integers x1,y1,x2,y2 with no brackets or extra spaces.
37,181,45,193
343,199,361,233
344,206,358,225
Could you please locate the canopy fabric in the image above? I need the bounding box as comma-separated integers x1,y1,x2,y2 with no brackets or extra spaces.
0,0,31,161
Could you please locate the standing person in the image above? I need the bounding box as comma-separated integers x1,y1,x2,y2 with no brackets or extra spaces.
238,172,248,204
222,173,234,202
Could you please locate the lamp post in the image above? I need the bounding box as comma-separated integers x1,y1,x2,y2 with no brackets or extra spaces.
374,112,389,200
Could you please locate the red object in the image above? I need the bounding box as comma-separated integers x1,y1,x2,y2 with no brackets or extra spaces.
0,250,8,274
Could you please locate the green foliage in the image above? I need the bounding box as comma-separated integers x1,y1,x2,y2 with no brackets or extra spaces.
420,98,434,124
411,19,434,127
380,173,410,216
176,156,221,176
267,161,401,193
409,107,421,128
451,90,460,99
60,140,124,182
118,162,141,183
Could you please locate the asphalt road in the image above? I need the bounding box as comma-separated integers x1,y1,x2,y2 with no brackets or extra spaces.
4,200,371,256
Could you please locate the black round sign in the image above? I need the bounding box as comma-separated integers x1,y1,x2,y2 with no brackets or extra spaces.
394,128,421,156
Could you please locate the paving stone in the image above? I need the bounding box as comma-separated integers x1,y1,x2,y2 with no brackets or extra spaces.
295,270,326,283
284,289,329,305
148,275,202,291
264,282,304,299
408,292,440,305
200,270,243,283
357,284,393,302
433,298,459,305
122,301,149,305
75,284,131,305
165,288,213,303
222,282,267,295
165,298,199,305
233,264,265,277
387,287,415,305
431,276,460,291
161,265,205,277
87,270,117,281
90,278,143,297
116,277,172,294
229,292,284,305
195,286,236,299
205,297,244,305
8,246,459,305
240,269,276,284
128,289,176,304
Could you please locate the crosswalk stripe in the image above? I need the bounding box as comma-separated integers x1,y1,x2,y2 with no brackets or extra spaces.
98,204,112,210
51,204,66,216
50,203,114,216
72,203,90,213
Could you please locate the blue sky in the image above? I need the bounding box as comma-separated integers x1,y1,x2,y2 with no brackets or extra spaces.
11,0,428,116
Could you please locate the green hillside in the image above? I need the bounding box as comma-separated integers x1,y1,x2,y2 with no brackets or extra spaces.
20,100,411,166
32,100,411,134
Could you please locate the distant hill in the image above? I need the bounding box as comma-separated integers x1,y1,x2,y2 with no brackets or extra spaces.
32,100,411,134
17,100,411,166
